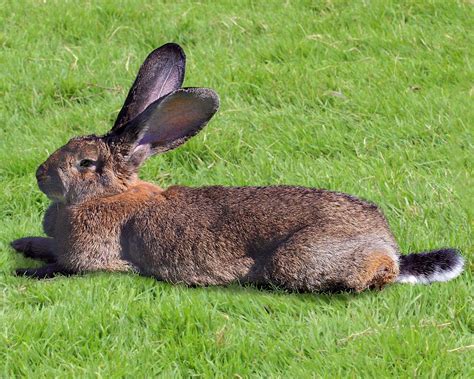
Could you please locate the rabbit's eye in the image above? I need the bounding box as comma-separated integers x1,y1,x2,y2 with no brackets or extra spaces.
79,159,94,168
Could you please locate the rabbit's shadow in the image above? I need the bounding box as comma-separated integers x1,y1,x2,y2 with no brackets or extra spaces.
188,280,369,305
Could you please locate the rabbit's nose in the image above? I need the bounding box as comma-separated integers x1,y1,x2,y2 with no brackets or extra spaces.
36,165,47,180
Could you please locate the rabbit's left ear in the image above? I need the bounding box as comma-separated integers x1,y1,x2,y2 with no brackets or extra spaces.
112,43,186,132
114,87,219,167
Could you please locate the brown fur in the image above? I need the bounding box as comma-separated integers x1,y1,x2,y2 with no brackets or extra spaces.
16,182,401,291
362,252,399,290
12,43,402,292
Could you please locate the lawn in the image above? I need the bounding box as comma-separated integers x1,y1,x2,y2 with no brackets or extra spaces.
1,0,473,377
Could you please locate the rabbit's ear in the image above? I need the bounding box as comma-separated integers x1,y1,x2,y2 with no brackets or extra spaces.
112,43,186,132
117,87,219,167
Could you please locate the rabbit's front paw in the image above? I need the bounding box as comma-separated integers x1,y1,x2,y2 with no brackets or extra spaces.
11,237,36,253
10,237,56,263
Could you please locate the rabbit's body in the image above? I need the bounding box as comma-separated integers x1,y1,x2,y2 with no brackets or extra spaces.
43,183,399,291
12,43,464,291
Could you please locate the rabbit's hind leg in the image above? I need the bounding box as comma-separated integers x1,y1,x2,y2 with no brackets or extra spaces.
11,237,56,263
265,228,399,293
359,251,399,291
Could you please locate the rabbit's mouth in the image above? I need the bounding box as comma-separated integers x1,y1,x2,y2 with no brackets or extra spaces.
40,186,65,202
37,177,66,202
45,192,66,202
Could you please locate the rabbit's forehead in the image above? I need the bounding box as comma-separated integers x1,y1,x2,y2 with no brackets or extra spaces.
63,137,105,157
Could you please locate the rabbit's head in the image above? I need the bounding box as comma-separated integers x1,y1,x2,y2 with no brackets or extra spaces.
36,43,219,205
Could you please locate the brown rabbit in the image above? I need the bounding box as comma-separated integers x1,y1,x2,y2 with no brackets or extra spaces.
12,43,464,292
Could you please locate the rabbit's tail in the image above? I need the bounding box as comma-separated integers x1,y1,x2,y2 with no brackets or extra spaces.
396,248,464,284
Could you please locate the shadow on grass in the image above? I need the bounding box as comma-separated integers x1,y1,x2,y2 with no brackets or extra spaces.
7,242,387,305
9,265,365,307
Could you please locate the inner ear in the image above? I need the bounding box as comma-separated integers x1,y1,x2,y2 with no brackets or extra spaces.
139,88,219,147
119,87,220,166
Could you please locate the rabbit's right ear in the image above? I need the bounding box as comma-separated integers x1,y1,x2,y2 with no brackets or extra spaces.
111,88,219,168
112,43,186,132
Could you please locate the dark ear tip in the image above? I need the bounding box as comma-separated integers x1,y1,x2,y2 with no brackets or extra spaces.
181,87,220,113
208,90,220,112
151,42,186,60
160,42,183,50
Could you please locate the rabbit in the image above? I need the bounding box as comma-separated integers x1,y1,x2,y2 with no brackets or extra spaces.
11,43,464,292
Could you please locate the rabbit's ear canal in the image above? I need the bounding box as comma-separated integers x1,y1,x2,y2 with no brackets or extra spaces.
124,88,219,166
112,43,186,132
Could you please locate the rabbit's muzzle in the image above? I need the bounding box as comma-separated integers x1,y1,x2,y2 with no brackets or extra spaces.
36,165,48,181
36,164,66,202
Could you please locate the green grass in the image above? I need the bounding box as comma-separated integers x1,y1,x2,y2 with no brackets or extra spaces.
1,0,473,377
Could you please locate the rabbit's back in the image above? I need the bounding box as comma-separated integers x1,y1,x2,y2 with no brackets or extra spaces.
124,185,398,284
